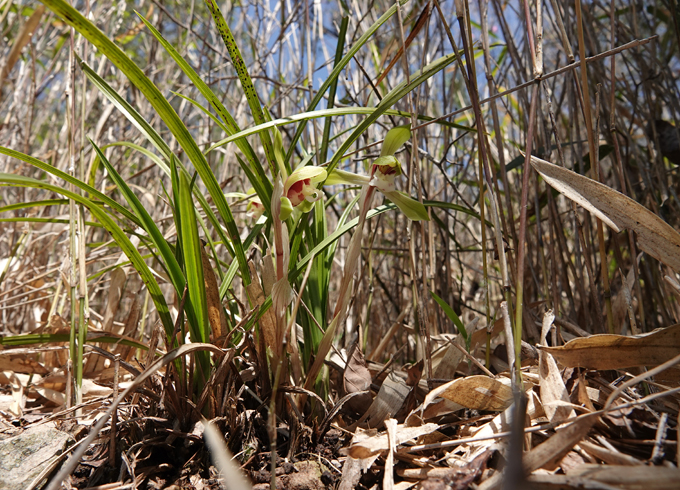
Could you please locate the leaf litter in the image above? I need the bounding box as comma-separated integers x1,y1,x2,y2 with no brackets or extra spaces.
1,307,679,489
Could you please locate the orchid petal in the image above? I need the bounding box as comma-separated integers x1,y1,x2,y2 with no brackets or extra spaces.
384,190,430,221
326,169,371,186
285,166,327,190
279,196,294,221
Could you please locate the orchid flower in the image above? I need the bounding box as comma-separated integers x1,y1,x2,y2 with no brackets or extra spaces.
273,128,328,220
327,125,429,221
245,188,265,220
280,166,327,219
224,188,265,221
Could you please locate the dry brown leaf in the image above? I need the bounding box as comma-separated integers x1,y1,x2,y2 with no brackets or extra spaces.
436,375,513,412
3,370,24,417
431,339,465,380
578,439,643,466
0,354,48,375
346,422,440,459
339,428,382,490
538,324,680,369
530,155,680,273
384,419,397,490
246,261,276,354
538,350,575,423
101,267,126,332
343,341,373,415
567,464,680,490
523,413,599,472
360,372,411,428
398,450,491,489
201,245,226,342
344,342,372,394
477,412,599,490
0,6,46,92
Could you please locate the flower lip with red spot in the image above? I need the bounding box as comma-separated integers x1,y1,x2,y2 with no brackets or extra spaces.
287,178,310,207
280,166,328,217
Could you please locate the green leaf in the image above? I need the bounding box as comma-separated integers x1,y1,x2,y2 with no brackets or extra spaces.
202,0,276,173
325,49,462,177
285,0,408,164
90,139,186,299
207,106,469,155
319,16,348,164
78,57,171,163
430,290,467,342
0,146,139,225
40,0,251,286
0,198,68,213
0,332,150,352
178,171,209,344
137,13,272,211
384,190,429,221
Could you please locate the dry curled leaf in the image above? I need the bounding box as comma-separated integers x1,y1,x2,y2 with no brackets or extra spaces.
343,341,373,415
538,324,680,370
530,155,680,273
201,244,226,342
346,422,440,459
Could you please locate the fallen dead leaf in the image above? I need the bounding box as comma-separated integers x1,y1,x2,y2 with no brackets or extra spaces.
346,422,440,459
538,350,575,423
435,375,513,412
567,464,680,490
530,155,680,273
538,324,680,370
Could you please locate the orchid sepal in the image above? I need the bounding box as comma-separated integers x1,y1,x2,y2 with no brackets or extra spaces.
384,190,430,221
326,169,371,186
380,124,411,157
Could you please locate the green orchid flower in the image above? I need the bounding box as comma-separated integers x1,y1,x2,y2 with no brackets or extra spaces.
272,127,328,220
328,125,429,221
224,188,265,221
279,165,327,220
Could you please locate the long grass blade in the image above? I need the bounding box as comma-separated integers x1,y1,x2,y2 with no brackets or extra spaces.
40,0,251,285
202,0,276,173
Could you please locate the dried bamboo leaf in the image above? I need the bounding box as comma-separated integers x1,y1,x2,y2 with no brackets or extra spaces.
538,351,576,423
530,155,680,272
436,375,513,412
0,6,46,91
346,422,440,459
201,245,226,342
343,341,373,415
339,428,382,490
538,324,680,370
245,261,276,352
101,267,126,333
361,372,411,428
568,464,680,490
